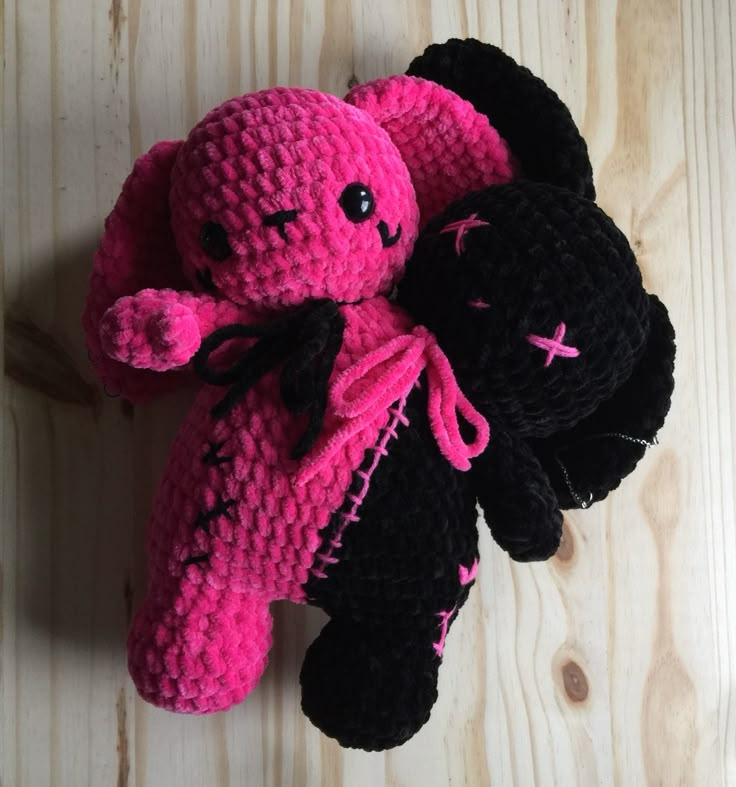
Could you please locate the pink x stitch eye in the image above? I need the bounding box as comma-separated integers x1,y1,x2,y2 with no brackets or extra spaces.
526,322,580,366
439,213,490,255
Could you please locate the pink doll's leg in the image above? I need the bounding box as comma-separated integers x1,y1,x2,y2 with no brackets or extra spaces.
128,581,273,713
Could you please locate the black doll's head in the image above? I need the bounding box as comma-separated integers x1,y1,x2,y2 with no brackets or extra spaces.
397,182,653,438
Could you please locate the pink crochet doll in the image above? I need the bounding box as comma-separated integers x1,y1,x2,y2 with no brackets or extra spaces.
84,61,520,747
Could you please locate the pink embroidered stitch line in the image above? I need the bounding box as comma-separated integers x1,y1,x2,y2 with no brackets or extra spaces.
526,321,580,367
458,558,478,585
309,393,410,581
433,606,457,657
439,212,490,255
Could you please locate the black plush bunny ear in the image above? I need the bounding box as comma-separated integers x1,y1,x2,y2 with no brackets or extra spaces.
406,38,595,199
528,295,676,509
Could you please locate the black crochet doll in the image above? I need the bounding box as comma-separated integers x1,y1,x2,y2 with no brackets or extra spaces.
299,42,675,750
301,181,675,749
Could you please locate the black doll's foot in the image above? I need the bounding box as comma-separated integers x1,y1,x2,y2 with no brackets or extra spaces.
490,505,563,562
496,514,563,562
300,619,441,751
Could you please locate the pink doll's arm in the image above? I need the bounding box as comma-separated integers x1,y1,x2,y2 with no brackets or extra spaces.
99,289,255,371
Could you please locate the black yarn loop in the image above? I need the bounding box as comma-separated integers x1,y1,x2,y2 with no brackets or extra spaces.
193,299,345,459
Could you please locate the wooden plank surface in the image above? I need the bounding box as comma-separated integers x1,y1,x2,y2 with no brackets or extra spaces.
2,1,734,785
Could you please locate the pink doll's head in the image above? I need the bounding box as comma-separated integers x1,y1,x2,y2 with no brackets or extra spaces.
84,75,519,400
170,88,418,309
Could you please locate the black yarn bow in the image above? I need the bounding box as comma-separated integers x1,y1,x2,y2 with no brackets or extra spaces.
193,299,345,460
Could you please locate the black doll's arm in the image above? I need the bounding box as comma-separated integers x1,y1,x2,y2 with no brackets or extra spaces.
471,429,563,562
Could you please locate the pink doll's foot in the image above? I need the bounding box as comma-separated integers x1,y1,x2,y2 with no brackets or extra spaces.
128,585,273,713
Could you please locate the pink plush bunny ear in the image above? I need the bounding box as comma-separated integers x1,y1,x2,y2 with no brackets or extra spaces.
83,140,190,402
345,75,519,224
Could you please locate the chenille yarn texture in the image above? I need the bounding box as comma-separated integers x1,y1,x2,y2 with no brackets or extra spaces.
82,39,675,751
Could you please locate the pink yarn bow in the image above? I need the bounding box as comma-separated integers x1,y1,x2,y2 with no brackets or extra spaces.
297,327,490,485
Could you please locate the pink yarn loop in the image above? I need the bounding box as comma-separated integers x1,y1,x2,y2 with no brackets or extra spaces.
329,333,426,419
298,327,490,484
420,329,490,470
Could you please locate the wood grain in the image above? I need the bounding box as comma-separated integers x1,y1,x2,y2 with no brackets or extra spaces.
2,1,734,785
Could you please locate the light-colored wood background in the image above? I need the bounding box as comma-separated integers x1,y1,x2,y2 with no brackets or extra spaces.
2,1,734,785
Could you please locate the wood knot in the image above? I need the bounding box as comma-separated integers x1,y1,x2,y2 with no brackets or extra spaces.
5,310,100,408
561,660,589,703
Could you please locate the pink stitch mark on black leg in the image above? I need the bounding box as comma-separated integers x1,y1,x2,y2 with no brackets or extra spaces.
458,558,478,586
309,393,410,580
432,607,456,657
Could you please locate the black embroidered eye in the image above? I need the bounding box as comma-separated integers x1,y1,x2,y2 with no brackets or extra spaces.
199,222,232,261
339,183,375,223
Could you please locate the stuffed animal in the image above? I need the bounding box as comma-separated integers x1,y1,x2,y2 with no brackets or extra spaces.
83,39,675,751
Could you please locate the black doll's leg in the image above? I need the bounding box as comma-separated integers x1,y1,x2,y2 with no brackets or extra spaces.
301,574,476,752
300,617,446,750
300,384,480,750
300,493,479,751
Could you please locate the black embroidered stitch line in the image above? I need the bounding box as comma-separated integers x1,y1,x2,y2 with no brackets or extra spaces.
194,497,236,534
263,209,298,240
182,554,209,566
202,440,233,466
195,267,216,292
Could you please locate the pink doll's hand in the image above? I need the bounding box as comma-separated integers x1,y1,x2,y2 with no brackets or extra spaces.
100,291,201,371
